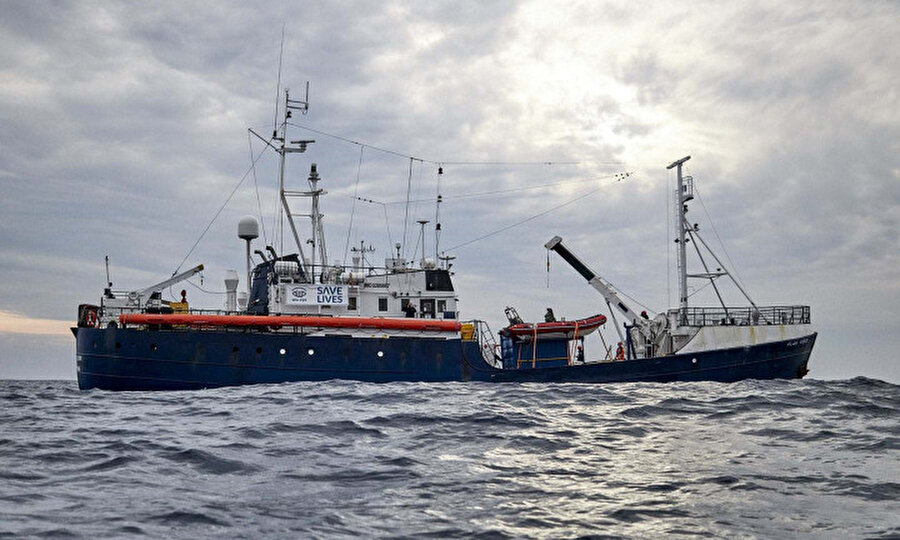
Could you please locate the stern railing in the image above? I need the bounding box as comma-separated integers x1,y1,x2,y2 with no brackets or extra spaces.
675,305,810,327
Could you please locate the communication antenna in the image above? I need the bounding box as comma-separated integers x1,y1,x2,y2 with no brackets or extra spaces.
434,166,443,261
272,24,285,137
416,219,429,266
351,240,376,270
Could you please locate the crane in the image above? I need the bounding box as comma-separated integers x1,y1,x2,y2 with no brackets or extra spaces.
544,236,672,360
544,236,648,329
139,264,205,297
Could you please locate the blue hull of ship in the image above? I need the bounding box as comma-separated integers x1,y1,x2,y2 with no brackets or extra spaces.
74,327,816,391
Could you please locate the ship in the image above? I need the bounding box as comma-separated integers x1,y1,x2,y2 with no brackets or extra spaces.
72,91,816,391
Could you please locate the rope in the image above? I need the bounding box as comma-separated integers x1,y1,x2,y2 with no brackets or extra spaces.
445,176,627,252
173,142,272,274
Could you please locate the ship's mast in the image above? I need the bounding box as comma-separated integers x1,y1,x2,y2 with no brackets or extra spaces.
275,86,319,280
667,155,691,325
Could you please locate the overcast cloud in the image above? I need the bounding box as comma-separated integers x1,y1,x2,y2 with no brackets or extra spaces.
0,1,897,381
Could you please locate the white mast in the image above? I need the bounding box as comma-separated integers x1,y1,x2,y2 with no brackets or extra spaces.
434,166,443,261
275,86,317,279
667,155,691,325
416,219,429,266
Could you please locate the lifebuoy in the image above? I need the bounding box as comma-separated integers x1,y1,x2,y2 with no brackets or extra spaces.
86,310,99,328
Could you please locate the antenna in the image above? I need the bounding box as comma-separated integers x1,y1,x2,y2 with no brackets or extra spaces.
351,240,376,270
104,255,112,288
416,219,429,266
434,166,443,261
273,24,285,137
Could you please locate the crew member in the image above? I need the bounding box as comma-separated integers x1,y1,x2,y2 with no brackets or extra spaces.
544,308,556,322
402,300,417,318
576,342,585,363
615,341,625,361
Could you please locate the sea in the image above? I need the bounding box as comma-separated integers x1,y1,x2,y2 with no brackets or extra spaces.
1,378,897,539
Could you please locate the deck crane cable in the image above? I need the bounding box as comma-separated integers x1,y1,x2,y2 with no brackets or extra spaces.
172,141,273,275
342,145,365,264
445,176,629,252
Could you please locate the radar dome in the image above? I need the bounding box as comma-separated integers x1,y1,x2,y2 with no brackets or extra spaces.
238,216,259,240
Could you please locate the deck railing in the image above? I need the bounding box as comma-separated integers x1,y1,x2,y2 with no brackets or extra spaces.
675,305,810,327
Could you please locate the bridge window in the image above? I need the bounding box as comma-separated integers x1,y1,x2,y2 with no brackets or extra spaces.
425,270,454,291
378,297,388,312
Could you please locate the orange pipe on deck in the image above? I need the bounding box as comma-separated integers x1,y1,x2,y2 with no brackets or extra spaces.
119,313,462,332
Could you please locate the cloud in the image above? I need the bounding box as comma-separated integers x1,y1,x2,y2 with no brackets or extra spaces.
0,310,72,338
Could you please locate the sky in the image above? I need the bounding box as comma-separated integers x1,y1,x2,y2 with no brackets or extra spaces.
0,1,897,382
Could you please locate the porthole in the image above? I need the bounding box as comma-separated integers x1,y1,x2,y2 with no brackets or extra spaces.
256,347,263,354
377,351,384,358
115,342,121,349
150,344,158,351
692,358,697,364
232,346,239,353
307,349,315,356
280,348,286,355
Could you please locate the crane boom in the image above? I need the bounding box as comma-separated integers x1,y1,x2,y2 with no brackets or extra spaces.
544,236,649,330
139,264,205,296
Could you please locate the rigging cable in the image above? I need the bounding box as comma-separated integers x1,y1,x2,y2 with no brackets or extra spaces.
172,141,272,275
272,24,285,134
248,132,269,245
185,279,226,295
371,172,632,205
445,176,628,252
400,157,413,260
666,168,672,308
355,196,396,250
602,276,656,315
342,145,365,264
286,121,622,166
692,182,751,295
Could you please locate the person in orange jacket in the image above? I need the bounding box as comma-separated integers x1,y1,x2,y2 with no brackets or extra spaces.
615,342,625,361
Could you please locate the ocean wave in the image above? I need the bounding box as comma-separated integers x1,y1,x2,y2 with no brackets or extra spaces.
0,378,897,538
